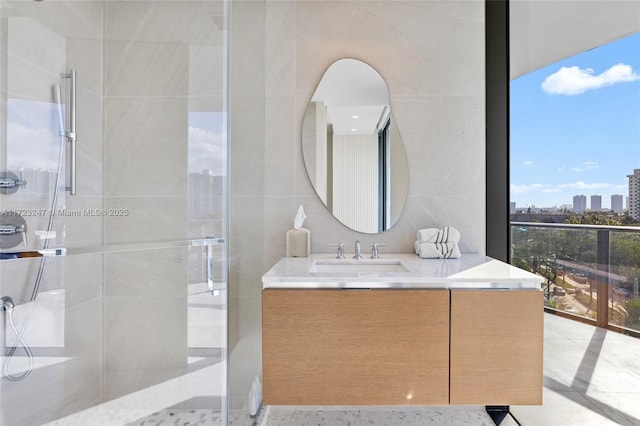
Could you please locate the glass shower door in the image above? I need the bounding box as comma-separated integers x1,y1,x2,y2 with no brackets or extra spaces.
0,1,228,425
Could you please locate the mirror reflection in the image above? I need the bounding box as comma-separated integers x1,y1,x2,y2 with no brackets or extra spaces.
302,58,409,233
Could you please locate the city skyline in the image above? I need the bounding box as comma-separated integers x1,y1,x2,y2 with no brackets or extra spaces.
510,32,640,209
513,193,626,212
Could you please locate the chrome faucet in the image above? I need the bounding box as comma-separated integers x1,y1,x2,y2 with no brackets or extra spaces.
353,240,362,259
370,243,386,259
335,242,345,259
371,243,380,259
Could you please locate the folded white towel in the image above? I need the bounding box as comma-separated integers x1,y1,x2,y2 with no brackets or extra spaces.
417,226,460,244
416,241,461,259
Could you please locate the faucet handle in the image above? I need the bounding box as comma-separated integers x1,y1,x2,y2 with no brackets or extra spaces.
370,243,386,259
330,242,345,259
353,240,362,260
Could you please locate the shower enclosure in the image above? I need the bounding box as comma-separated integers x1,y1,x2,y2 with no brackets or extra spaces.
0,1,229,424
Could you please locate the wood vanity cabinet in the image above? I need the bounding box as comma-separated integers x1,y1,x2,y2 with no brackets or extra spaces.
262,289,450,405
449,289,544,405
262,288,543,406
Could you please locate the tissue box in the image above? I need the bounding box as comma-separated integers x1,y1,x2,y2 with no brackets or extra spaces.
286,228,310,257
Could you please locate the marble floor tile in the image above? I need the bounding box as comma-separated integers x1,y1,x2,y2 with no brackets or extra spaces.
124,409,222,425
260,406,495,426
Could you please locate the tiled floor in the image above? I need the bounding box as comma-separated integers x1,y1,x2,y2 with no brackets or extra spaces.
259,406,496,426
258,313,640,426
511,313,640,426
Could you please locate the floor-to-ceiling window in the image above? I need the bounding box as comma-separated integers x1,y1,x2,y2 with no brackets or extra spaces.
507,0,640,335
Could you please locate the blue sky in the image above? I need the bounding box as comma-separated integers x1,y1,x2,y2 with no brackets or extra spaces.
510,32,640,209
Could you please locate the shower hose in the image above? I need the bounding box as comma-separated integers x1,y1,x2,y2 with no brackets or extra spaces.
1,296,34,381
1,83,66,381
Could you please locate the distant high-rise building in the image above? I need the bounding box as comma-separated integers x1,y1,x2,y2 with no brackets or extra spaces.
510,202,516,214
590,195,602,212
611,194,623,213
628,169,640,221
573,195,587,213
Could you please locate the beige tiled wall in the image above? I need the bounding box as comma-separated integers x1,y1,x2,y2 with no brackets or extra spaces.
229,0,486,411
100,0,226,401
102,0,189,399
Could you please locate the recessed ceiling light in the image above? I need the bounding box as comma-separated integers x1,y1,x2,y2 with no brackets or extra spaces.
352,115,360,119
351,128,358,132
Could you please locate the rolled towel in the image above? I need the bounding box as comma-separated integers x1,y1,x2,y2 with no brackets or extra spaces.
417,226,461,244
416,241,461,259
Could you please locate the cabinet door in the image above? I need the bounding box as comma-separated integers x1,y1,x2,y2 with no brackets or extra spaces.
263,289,450,405
450,290,543,405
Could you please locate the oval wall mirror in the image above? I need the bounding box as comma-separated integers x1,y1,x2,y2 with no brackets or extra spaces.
302,58,409,234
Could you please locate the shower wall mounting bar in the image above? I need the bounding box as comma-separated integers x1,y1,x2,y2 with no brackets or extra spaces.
61,70,77,195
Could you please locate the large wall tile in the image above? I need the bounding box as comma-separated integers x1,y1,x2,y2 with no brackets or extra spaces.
5,16,66,101
392,96,485,197
105,1,224,46
103,196,187,244
265,96,296,197
229,96,266,155
63,253,102,308
189,46,225,97
67,38,103,96
103,247,188,298
265,0,296,97
230,1,265,98
61,196,104,247
105,40,188,97
65,297,101,352
229,153,265,197
72,90,104,197
103,295,187,371
104,96,188,197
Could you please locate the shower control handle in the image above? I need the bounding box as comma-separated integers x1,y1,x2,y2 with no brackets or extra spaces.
0,172,27,195
0,224,27,246
0,178,26,189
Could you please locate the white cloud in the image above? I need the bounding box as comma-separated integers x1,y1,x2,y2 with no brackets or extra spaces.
522,160,534,166
570,161,599,172
557,181,612,190
541,63,640,95
512,180,624,195
188,126,226,175
7,122,60,171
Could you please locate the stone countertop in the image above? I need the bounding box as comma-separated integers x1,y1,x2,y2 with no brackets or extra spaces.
262,253,543,290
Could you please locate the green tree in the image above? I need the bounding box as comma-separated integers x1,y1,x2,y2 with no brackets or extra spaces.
624,299,640,331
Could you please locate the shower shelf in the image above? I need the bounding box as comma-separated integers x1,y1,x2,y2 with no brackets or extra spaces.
0,237,225,260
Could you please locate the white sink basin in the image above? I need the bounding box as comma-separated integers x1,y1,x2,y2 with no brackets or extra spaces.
310,259,409,274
